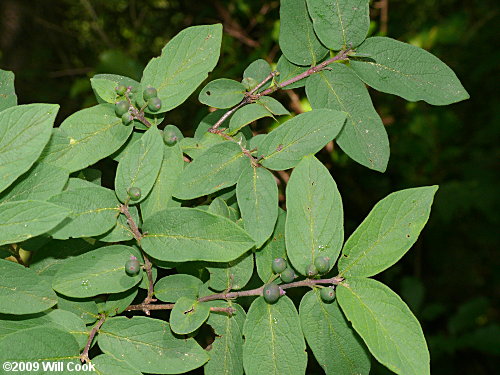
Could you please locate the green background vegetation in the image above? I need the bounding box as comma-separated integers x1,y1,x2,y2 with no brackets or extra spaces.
0,0,497,373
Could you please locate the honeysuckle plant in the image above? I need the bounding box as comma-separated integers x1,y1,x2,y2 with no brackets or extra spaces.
0,1,468,374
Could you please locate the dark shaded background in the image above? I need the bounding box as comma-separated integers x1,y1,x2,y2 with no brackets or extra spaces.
1,0,498,373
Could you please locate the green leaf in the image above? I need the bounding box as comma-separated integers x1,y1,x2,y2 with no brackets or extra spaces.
258,109,347,170
103,288,139,317
0,104,59,194
306,0,370,50
110,131,142,162
0,309,88,350
90,73,139,103
275,55,309,89
206,252,254,291
142,208,255,262
115,126,163,203
155,274,203,303
243,296,307,375
30,238,97,279
141,144,184,221
173,142,248,200
0,163,68,204
285,156,343,275
205,300,245,375
299,290,370,374
0,200,69,246
170,297,211,335
141,24,223,112
255,208,287,282
98,316,209,374
98,205,140,243
91,354,142,375
279,0,328,66
208,197,239,221
337,277,430,375
228,103,274,134
350,37,469,105
0,69,17,112
39,104,133,173
180,133,225,159
242,59,272,91
48,186,120,239
0,259,57,314
257,96,290,116
0,327,80,366
306,65,389,172
56,294,100,324
338,186,438,277
236,164,279,248
52,245,142,298
199,78,246,108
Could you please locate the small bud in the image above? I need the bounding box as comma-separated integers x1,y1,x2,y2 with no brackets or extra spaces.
127,187,142,201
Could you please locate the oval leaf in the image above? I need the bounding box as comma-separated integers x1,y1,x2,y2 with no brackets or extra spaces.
236,164,278,248
306,65,389,172
0,259,57,314
39,104,133,173
228,103,274,134
279,0,328,66
350,37,469,105
337,277,430,375
91,354,142,375
242,296,307,375
48,186,120,239
173,142,248,200
0,200,69,246
285,156,343,275
170,297,210,335
338,186,438,277
141,24,223,112
199,78,246,108
206,252,254,291
0,104,58,194
115,125,163,203
155,274,203,303
90,74,139,103
98,316,209,374
142,208,255,262
299,289,370,374
306,0,370,50
259,109,347,170
52,245,142,298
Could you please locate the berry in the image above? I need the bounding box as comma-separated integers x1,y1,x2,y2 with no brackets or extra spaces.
314,256,330,274
306,263,318,277
272,257,287,274
127,187,142,201
280,267,295,283
163,125,183,146
263,283,282,304
115,100,130,116
115,85,127,96
147,97,162,112
320,287,336,302
125,258,141,276
121,112,133,125
143,86,158,100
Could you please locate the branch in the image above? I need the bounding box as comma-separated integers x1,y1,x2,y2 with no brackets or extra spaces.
80,314,106,363
208,49,350,131
119,204,142,242
126,304,235,315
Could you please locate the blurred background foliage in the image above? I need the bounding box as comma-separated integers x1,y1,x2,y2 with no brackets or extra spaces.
0,0,498,373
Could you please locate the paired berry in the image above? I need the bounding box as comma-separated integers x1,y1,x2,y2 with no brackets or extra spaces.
320,287,336,302
121,112,134,125
127,187,142,201
306,263,318,278
280,267,295,283
115,85,127,96
125,256,141,276
272,257,287,274
115,100,130,116
263,283,282,304
314,256,330,274
163,125,183,146
143,86,158,101
147,97,162,112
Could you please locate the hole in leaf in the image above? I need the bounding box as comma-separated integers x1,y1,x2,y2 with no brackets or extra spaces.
206,91,211,96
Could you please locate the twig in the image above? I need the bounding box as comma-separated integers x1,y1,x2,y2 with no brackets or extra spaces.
119,204,142,242
80,314,106,363
126,304,235,315
209,49,350,131
142,253,157,309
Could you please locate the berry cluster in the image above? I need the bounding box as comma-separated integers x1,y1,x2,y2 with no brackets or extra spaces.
113,85,162,125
